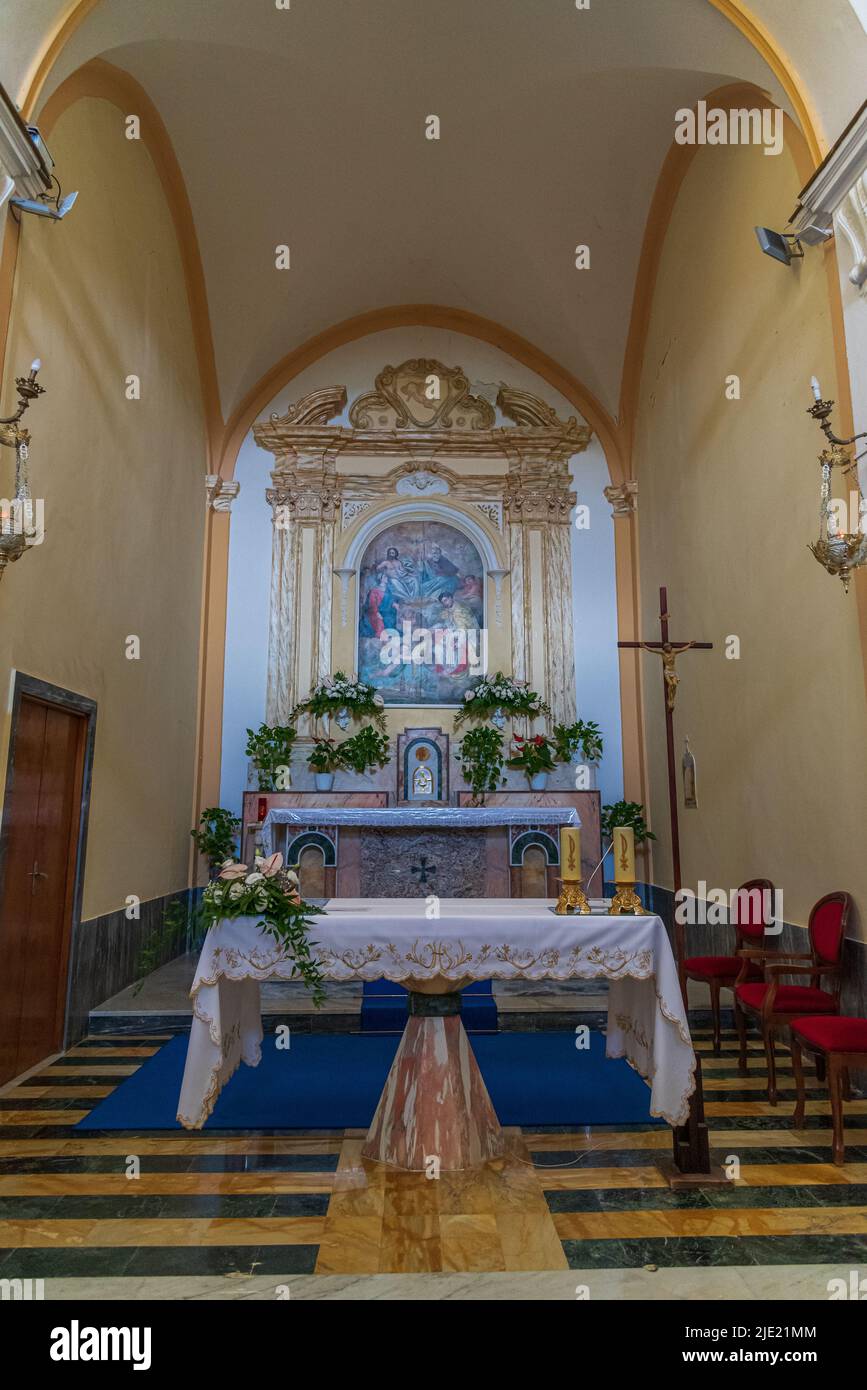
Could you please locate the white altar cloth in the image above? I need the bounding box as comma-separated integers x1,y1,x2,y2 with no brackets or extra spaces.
177,899,695,1131
260,805,579,853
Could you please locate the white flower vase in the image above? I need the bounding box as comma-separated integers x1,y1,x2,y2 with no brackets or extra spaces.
336,707,350,731
530,772,549,791
492,707,505,730
314,772,335,792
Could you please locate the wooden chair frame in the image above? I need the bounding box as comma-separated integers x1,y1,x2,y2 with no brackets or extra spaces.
791,1028,867,1165
682,878,774,1055
733,891,851,1105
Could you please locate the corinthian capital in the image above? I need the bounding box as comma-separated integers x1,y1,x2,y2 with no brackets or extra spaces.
604,480,638,517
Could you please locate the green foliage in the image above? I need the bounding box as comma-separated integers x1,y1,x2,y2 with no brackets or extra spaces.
307,726,391,776
133,894,204,997
459,725,505,804
453,672,550,727
293,671,386,730
553,719,604,764
308,738,342,774
506,733,557,782
337,726,391,775
601,800,656,843
245,722,296,791
202,868,325,1006
191,806,241,869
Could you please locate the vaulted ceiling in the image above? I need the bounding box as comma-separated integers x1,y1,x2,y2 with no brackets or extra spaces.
7,0,867,429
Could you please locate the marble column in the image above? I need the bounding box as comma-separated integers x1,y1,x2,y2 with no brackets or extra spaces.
265,495,298,724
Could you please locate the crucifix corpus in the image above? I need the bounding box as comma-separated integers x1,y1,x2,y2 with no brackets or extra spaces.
618,586,712,896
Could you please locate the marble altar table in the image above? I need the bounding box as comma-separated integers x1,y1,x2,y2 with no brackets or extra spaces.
177,899,696,1172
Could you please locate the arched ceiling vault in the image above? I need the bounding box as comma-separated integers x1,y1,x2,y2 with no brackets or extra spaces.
3,0,866,475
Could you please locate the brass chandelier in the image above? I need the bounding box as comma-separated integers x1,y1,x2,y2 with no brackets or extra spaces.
0,359,45,581
806,378,867,593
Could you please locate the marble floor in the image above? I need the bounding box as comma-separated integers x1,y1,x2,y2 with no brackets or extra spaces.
0,1027,865,1300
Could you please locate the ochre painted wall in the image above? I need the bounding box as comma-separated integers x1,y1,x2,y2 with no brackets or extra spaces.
634,135,867,937
0,97,206,919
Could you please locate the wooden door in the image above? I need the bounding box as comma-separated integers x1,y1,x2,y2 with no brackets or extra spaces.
0,695,85,1083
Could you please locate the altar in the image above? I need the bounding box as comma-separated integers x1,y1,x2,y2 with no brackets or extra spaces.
245,792,603,898
177,898,697,1173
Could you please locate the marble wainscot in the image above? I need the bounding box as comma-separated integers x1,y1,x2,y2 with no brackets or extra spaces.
260,805,589,898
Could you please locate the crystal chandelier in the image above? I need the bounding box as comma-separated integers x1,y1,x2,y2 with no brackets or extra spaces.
0,359,45,582
806,378,867,593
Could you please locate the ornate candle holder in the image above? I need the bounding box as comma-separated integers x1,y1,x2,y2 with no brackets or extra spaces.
610,883,643,915
554,877,590,915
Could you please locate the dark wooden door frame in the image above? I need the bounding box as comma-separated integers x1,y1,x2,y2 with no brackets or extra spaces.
0,673,97,1054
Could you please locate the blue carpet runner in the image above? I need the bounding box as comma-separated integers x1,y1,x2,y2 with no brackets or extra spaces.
76,1030,663,1131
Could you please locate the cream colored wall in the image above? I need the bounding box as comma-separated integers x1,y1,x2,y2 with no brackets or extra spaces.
635,134,867,936
0,96,206,919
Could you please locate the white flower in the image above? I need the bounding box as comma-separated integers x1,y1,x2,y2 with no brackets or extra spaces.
464,691,474,701
255,892,269,911
283,870,300,887
245,872,264,885
228,881,244,900
373,693,384,707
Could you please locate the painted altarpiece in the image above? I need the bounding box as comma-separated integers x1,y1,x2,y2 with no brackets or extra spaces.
252,359,591,736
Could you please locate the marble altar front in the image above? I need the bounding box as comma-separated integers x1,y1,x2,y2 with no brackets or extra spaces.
259,803,592,898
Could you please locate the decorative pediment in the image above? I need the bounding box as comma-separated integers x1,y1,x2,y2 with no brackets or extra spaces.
254,359,591,462
348,359,495,431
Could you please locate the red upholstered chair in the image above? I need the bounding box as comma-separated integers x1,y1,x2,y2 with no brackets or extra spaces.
682,879,775,1055
790,1017,867,1165
734,891,852,1105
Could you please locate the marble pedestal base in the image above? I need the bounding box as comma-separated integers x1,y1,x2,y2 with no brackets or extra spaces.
362,998,505,1171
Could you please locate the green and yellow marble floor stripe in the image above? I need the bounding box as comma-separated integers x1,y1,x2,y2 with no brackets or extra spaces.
0,1027,865,1278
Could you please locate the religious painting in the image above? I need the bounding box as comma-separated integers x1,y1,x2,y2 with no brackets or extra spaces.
357,519,485,705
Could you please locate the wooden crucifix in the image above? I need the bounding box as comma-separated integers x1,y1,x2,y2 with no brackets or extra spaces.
619,587,723,1184
618,586,712,895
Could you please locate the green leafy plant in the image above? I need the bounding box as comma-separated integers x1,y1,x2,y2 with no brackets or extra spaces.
506,732,558,784
601,800,656,843
245,722,296,791
293,671,386,730
553,719,604,765
133,893,206,995
458,726,505,804
202,855,326,1006
308,738,342,775
453,672,550,727
337,725,391,775
191,806,241,871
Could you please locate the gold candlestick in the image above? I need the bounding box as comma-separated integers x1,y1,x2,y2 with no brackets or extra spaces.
554,877,590,915
610,882,643,915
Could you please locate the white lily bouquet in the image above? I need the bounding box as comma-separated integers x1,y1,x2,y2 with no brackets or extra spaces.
453,671,551,727
202,852,325,1005
292,670,386,729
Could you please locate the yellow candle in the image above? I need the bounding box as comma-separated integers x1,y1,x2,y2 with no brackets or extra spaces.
613,826,635,883
560,826,581,880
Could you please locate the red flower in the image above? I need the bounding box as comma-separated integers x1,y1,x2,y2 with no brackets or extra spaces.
533,735,545,746
514,734,524,743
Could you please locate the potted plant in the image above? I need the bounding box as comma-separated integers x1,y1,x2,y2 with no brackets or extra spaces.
337,726,391,776
307,738,342,791
506,733,557,790
553,719,604,787
458,726,505,805
245,722,297,791
190,806,242,876
601,800,655,885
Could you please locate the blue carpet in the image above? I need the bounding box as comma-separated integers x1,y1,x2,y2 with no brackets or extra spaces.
76,1031,662,1131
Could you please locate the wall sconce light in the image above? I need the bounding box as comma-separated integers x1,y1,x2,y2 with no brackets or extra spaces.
0,358,45,582
806,377,867,592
